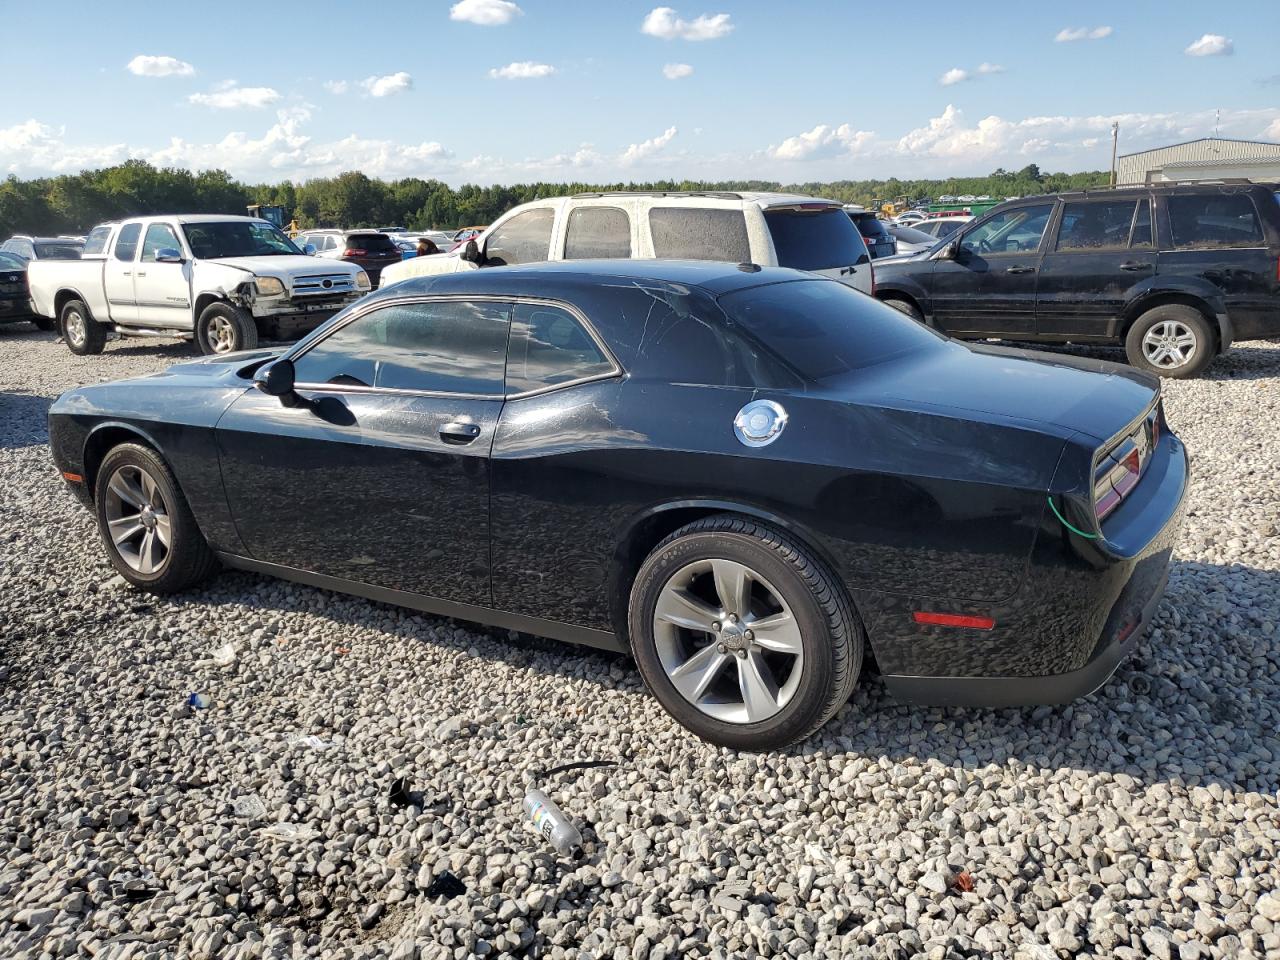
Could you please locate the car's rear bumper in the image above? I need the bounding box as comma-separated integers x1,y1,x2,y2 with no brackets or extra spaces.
0,297,35,322
879,433,1188,707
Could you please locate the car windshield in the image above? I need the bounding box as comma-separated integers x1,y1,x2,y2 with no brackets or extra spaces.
891,225,938,244
0,252,25,270
346,233,398,252
764,207,868,271
182,221,301,259
34,242,83,259
718,278,943,380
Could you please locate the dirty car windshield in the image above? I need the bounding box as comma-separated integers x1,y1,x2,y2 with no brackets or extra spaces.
718,279,942,380
182,221,300,259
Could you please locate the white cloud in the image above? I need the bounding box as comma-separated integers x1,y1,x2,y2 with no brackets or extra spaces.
126,55,195,78
620,126,677,165
663,63,695,80
323,80,349,95
361,72,413,97
1185,34,1233,57
0,120,127,173
768,123,875,161
450,0,522,25
188,86,281,110
488,61,556,80
641,7,733,41
940,63,1004,86
1266,118,1280,140
1055,26,1112,42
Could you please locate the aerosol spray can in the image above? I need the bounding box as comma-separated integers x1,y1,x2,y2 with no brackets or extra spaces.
522,789,582,856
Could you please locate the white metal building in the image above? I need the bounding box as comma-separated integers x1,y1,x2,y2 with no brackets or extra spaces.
1116,138,1280,185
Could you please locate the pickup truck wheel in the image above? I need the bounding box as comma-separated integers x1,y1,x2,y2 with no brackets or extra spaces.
196,303,259,356
31,316,56,332
61,299,105,355
1125,305,1215,379
883,298,924,322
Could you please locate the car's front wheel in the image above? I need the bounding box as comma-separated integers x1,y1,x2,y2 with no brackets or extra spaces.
195,302,259,356
94,443,219,593
629,515,862,750
1125,305,1215,378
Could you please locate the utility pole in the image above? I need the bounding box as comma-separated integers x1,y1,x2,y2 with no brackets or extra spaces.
1109,122,1120,187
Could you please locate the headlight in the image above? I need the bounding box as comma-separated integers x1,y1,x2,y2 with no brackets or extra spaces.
254,277,286,297
355,270,371,291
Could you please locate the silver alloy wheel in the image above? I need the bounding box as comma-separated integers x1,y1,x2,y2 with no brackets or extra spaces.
653,558,804,724
64,309,86,347
207,315,236,354
103,464,171,575
1141,319,1197,369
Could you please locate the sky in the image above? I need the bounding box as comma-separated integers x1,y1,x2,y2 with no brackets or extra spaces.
2,0,1278,186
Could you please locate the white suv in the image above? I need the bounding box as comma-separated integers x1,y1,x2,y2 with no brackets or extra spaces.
378,191,874,294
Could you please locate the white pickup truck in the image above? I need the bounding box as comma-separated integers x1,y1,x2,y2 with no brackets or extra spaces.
28,214,371,355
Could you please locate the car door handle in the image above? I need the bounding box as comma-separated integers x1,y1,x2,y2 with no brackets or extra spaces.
439,421,481,444
1005,265,1035,275
135,271,146,278
1119,261,1152,271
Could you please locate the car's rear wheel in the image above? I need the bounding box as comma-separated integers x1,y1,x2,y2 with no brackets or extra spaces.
95,443,219,593
195,302,259,356
1125,305,1215,378
883,298,924,322
629,515,862,750
61,299,105,355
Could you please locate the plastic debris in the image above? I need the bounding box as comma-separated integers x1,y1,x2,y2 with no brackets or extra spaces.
424,870,466,899
187,693,211,710
388,776,413,808
523,788,583,857
286,734,335,750
210,643,237,667
232,794,268,819
259,823,318,842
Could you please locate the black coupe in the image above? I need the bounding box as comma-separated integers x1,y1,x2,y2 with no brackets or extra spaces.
49,261,1189,749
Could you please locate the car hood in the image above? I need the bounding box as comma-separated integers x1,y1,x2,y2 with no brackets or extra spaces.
205,255,361,278
837,341,1159,444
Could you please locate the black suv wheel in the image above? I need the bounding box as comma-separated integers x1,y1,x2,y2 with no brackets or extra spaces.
1125,305,1215,379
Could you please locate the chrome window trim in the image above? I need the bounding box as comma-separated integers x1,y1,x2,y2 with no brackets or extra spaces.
288,293,625,402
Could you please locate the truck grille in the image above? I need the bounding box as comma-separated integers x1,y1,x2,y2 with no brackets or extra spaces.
292,273,356,298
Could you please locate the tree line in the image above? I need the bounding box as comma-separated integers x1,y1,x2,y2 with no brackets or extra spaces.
1,160,1110,239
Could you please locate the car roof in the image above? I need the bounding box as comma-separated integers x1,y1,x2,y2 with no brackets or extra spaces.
379,259,820,299
563,190,842,209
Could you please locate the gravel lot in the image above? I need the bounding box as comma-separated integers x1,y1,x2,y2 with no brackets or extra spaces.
1,323,1278,960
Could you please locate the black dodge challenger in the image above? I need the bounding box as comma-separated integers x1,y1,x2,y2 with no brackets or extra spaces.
49,260,1189,749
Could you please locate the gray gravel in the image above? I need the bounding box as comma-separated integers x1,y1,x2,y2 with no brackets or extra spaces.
1,323,1278,960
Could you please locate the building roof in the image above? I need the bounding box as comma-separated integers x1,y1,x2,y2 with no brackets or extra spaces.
1119,137,1280,160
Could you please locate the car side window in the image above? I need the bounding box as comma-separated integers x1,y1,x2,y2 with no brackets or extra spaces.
484,209,554,266
83,226,112,256
506,303,616,394
1055,200,1138,251
141,223,181,261
1167,194,1264,249
114,224,142,262
563,207,632,259
959,204,1053,256
649,208,751,262
1130,199,1153,248
293,300,512,395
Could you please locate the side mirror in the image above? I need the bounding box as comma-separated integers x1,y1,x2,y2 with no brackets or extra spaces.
459,239,481,264
255,358,298,403
155,248,185,264
936,240,959,261
303,243,317,256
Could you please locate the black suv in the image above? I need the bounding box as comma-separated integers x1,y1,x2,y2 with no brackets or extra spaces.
873,182,1280,377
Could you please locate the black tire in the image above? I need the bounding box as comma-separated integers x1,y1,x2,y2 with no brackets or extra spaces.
628,515,862,751
94,443,219,593
1124,305,1215,379
195,302,259,356
883,298,924,322
31,316,57,332
61,299,105,355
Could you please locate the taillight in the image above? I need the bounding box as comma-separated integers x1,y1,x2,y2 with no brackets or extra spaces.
344,248,367,257
1094,409,1157,522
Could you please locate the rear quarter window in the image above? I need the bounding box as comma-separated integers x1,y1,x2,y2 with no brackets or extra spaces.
765,208,868,270
1167,194,1264,249
649,208,751,262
